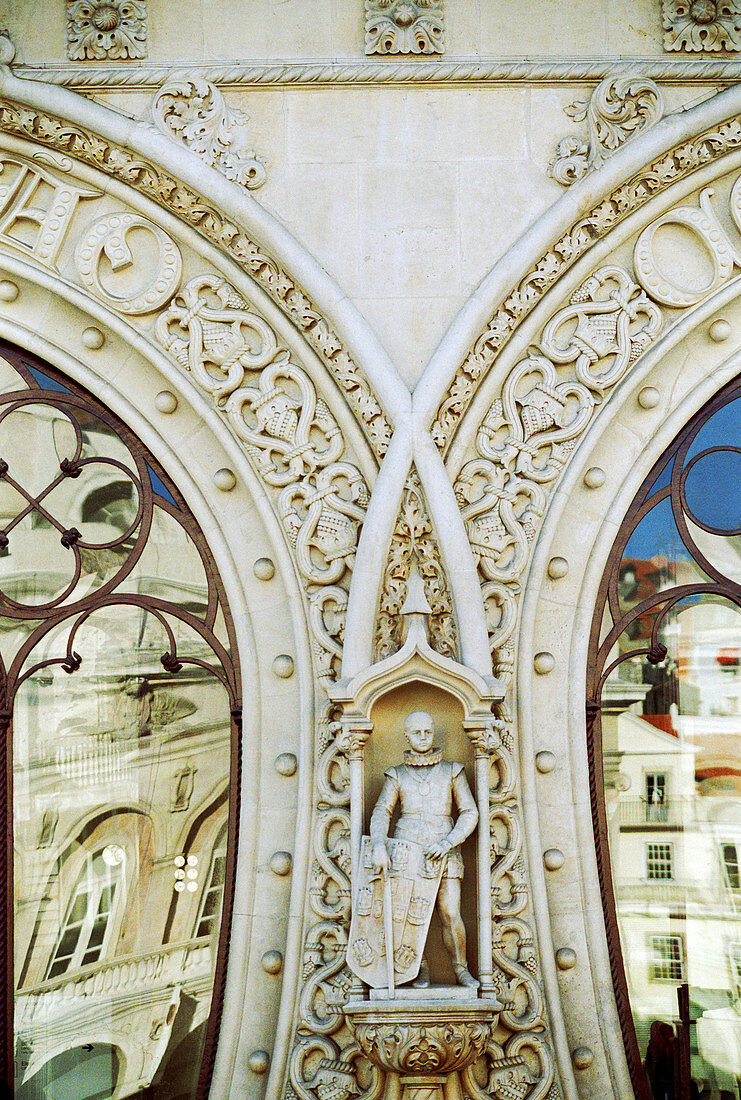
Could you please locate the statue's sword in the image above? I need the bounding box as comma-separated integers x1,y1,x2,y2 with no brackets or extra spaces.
382,866,395,998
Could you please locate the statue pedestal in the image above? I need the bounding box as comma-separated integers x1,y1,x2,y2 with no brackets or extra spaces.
344,999,497,1100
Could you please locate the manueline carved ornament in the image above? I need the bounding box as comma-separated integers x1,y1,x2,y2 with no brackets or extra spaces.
152,79,266,190
364,1,444,55
432,115,741,451
0,101,391,460
550,75,664,187
661,0,741,51
375,472,456,661
155,274,368,684
66,0,147,61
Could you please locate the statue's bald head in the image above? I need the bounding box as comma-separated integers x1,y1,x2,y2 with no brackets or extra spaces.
404,711,434,754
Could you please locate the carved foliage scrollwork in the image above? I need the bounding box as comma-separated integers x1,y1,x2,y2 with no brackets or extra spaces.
476,722,557,1100
155,274,369,684
289,716,369,1100
550,76,664,186
375,472,457,660
152,79,266,190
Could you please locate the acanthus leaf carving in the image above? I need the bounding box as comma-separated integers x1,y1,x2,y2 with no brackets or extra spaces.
375,472,457,660
661,0,741,52
364,1,444,56
66,0,147,61
550,75,664,186
152,78,266,190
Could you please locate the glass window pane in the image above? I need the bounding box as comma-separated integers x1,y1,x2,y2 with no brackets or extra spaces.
591,378,741,1098
7,352,238,1100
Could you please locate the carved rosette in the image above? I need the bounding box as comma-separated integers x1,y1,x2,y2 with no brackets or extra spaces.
66,0,147,60
345,1003,493,1076
661,0,741,51
364,0,444,55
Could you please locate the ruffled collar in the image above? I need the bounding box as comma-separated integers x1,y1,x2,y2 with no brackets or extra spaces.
404,748,442,767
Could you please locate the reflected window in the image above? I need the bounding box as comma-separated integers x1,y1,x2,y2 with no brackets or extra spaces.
722,843,741,890
646,843,674,881
0,343,241,1100
650,935,685,983
588,376,741,1099
195,827,227,939
47,849,122,979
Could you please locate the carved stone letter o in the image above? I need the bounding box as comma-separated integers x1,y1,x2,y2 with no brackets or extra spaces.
75,212,183,315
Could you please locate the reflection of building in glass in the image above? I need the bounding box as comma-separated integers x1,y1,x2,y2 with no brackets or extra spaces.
4,376,234,1098
604,555,741,1098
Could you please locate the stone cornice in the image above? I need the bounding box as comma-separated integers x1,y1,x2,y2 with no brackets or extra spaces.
12,55,741,90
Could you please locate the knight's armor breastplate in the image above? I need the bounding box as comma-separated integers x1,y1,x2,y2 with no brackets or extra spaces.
392,762,455,846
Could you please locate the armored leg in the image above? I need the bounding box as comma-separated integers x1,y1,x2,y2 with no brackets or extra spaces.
437,879,478,988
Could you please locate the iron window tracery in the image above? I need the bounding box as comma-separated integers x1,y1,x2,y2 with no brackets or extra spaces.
588,374,741,1100
0,340,242,1098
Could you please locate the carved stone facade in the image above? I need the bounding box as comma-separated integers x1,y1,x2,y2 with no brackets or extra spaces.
6,5,741,1100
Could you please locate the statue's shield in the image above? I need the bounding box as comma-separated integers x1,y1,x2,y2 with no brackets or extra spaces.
346,836,443,988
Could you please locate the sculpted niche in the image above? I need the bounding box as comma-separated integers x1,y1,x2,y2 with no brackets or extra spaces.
348,709,479,992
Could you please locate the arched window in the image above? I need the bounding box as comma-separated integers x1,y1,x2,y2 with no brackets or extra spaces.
46,847,123,980
1,341,241,1099
589,376,741,1099
195,825,227,940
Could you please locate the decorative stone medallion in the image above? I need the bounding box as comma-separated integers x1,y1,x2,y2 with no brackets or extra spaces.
364,0,444,55
66,0,147,60
661,0,741,51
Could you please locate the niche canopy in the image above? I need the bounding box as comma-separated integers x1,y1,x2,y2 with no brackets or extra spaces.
329,572,506,1001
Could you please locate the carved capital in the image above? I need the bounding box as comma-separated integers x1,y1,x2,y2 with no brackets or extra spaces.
465,718,509,756
345,1003,494,1076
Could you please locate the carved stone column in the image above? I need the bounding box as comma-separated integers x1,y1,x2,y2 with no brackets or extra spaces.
344,1001,495,1100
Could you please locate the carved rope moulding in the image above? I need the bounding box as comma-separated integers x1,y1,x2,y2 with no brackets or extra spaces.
0,100,391,459
66,0,147,61
23,57,741,89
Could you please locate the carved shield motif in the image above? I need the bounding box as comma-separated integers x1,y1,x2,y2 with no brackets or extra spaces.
346,836,443,988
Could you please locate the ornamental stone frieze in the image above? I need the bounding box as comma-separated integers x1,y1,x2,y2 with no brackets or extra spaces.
661,0,741,51
66,0,147,60
364,0,444,55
